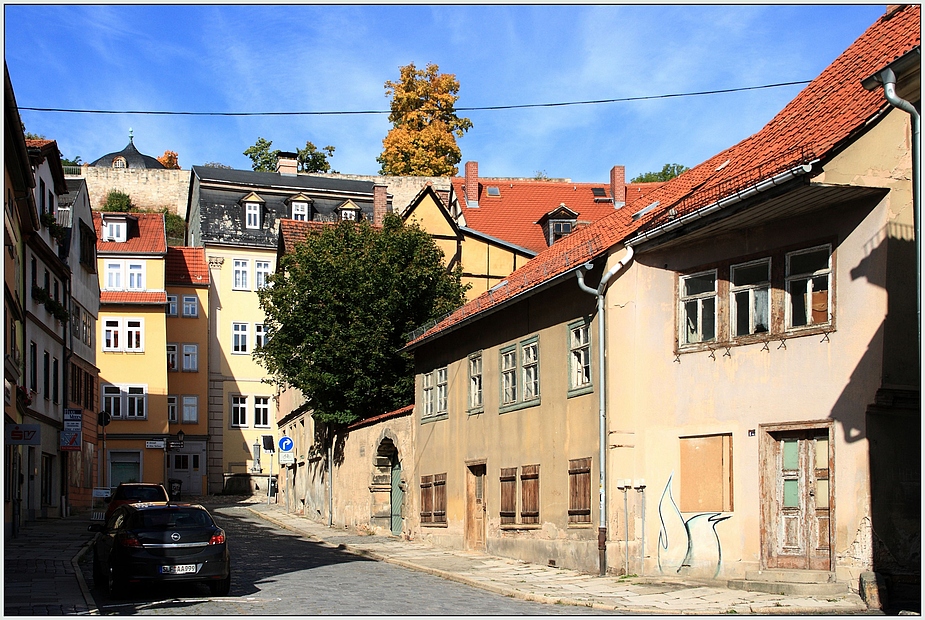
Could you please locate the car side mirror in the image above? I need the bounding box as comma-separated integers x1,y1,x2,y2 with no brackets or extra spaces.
88,523,106,533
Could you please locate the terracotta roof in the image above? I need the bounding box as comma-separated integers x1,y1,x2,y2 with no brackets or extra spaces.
25,138,54,149
449,178,650,254
278,219,331,255
93,211,167,254
101,291,168,305
406,5,920,350
166,247,209,286
630,4,920,236
346,404,414,431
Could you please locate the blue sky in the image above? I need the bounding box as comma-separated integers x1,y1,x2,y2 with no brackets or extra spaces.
5,4,886,183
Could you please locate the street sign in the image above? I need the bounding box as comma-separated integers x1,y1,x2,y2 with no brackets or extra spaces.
278,436,294,452
262,435,275,453
279,452,295,464
167,440,184,449
146,440,166,449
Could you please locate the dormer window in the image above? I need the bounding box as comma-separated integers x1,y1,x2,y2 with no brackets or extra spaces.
536,204,579,246
112,156,126,169
292,202,309,221
551,220,573,243
239,192,265,230
102,216,128,242
337,199,362,222
246,203,261,229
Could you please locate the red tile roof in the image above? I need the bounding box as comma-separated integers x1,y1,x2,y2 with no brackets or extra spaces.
346,404,414,431
100,291,168,305
279,219,331,255
449,178,654,254
25,138,55,149
630,4,920,236
406,5,920,350
166,247,210,286
93,212,167,255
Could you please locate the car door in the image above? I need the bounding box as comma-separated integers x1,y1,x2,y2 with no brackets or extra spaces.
96,508,127,568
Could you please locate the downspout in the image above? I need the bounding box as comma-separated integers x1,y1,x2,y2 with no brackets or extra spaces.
576,245,635,576
865,67,921,353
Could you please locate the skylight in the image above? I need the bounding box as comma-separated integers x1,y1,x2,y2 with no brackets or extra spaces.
591,187,607,197
486,186,500,197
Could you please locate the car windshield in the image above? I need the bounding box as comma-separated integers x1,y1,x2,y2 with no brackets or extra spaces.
131,508,213,530
115,486,168,502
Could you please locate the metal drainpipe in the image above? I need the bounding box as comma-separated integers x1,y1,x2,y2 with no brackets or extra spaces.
576,245,635,576
870,69,921,353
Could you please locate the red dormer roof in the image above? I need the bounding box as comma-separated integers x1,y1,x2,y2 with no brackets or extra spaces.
278,219,332,256
93,211,167,255
406,5,920,350
166,247,210,287
449,178,649,254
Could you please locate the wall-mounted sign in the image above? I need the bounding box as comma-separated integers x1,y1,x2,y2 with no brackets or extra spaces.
146,440,166,449
6,424,40,445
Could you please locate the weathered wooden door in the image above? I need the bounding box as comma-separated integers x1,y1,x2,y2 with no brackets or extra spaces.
466,463,486,550
390,458,403,535
766,429,832,570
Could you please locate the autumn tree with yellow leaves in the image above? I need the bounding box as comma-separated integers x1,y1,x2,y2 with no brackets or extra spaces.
377,62,472,177
157,150,180,169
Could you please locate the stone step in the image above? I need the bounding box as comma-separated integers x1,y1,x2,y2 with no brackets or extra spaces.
744,569,836,584
728,578,848,597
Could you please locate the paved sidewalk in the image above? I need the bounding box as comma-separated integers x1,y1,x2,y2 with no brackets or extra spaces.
4,514,96,616
242,500,873,615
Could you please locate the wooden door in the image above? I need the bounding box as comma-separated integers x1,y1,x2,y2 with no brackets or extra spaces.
466,463,486,550
766,429,832,570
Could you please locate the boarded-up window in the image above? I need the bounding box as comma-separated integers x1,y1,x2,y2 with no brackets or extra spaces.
420,475,433,523
433,473,447,524
680,434,733,512
521,465,540,524
500,467,517,524
568,457,592,524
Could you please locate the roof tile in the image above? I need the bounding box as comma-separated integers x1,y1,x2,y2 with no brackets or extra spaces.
166,247,210,286
93,211,167,254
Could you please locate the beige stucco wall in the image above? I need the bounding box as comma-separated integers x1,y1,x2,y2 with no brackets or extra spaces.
603,107,913,583
74,167,191,218
412,282,603,571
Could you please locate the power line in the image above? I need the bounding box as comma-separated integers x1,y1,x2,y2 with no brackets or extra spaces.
18,80,811,117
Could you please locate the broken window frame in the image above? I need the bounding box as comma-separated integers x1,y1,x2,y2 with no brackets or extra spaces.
730,258,771,337
468,352,483,414
568,319,592,396
678,270,717,346
785,245,832,330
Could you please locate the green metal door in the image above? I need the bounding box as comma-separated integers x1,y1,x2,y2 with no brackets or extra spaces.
390,458,403,535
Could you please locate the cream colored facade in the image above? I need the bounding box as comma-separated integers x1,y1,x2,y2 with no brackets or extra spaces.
403,187,533,300
204,245,279,493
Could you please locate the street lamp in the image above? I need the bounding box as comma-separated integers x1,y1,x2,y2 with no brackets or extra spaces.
176,429,185,447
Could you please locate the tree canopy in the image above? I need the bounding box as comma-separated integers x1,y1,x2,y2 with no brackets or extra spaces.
630,163,689,183
101,189,134,212
157,150,180,169
244,138,335,173
255,214,468,425
377,62,472,177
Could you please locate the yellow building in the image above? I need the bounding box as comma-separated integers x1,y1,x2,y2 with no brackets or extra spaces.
165,247,210,495
94,212,171,487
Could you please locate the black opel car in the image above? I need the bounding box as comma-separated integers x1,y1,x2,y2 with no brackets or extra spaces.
89,502,231,597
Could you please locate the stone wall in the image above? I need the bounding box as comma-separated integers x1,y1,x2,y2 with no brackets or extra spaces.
318,173,451,215
70,167,192,218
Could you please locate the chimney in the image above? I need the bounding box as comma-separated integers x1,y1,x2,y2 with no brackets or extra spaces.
276,151,299,176
373,184,388,226
610,165,626,209
465,161,479,208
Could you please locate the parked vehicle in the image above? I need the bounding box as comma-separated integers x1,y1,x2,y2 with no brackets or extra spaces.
89,503,231,597
104,483,170,521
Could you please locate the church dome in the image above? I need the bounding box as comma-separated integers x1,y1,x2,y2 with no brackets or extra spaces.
90,129,166,169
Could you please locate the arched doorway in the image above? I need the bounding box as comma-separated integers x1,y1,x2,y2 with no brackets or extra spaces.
372,438,403,536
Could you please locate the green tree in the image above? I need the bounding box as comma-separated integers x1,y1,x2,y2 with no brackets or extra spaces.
255,214,468,425
101,189,134,212
297,141,336,173
163,209,186,246
377,62,473,176
61,154,82,167
244,137,279,172
630,163,689,183
202,161,233,169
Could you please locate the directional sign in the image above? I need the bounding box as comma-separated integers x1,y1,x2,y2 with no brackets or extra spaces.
278,436,294,452
146,440,166,449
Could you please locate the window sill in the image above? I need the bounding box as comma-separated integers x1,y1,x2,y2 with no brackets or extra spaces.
421,522,448,528
499,399,540,415
420,413,448,425
676,325,835,355
467,408,484,416
567,522,594,528
567,385,594,399
500,524,541,531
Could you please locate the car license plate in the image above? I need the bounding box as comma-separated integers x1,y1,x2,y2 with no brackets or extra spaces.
160,564,196,575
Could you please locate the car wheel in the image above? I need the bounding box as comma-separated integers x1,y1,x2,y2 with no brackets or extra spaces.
209,574,231,597
104,567,124,599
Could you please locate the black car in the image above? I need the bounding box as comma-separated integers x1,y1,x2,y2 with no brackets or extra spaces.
89,502,231,597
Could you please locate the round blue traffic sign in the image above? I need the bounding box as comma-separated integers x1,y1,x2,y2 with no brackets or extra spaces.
278,436,294,452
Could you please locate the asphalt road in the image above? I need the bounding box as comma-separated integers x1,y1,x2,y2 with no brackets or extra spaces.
83,503,612,615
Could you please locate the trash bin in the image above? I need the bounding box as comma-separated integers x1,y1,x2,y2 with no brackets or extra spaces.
269,476,278,497
168,478,182,501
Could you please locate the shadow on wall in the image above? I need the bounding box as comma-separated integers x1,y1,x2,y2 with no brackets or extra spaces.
657,473,730,579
